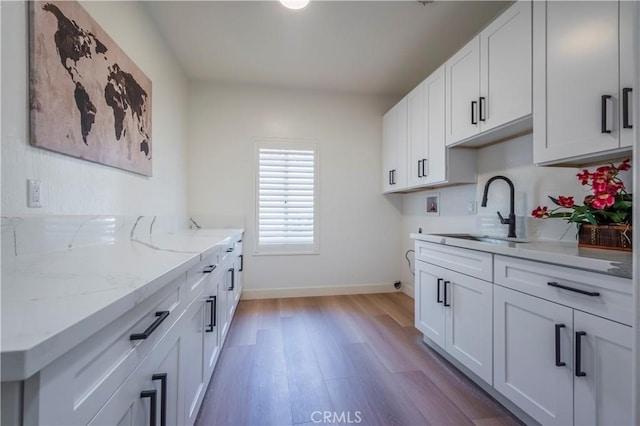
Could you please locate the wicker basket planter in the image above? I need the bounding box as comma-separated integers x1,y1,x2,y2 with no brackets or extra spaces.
578,224,633,252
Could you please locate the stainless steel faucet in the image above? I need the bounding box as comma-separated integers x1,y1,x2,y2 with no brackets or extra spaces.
481,175,516,238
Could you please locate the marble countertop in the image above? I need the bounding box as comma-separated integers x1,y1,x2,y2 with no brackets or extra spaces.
1,228,243,382
411,233,632,279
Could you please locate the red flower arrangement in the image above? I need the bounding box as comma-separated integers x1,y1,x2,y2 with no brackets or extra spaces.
531,159,632,225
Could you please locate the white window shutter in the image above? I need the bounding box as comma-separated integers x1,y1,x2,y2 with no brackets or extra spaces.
257,144,318,252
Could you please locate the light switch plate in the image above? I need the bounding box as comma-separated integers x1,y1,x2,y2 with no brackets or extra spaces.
27,179,42,208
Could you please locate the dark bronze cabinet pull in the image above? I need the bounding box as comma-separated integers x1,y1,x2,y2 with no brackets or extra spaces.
140,389,157,426
547,282,600,297
152,373,167,426
130,311,170,341
601,95,612,133
622,88,633,129
575,331,587,377
228,268,235,291
555,324,566,367
443,281,451,307
436,278,443,303
471,101,478,125
206,296,216,332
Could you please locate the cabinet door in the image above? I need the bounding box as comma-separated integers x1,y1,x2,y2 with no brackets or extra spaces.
424,65,446,185
394,98,409,190
407,82,427,188
89,326,182,426
183,297,207,425
204,276,221,379
444,270,493,383
382,110,396,193
226,266,237,320
382,99,408,192
414,260,446,349
573,311,632,426
480,0,531,132
445,36,480,145
534,1,620,163
493,285,574,426
619,0,636,148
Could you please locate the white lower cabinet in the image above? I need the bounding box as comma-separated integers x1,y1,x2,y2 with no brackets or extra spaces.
89,317,182,426
16,231,245,426
414,239,633,426
415,259,493,384
494,285,574,425
573,310,633,426
494,283,632,426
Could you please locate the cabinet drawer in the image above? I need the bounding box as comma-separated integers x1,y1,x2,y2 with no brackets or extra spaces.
494,255,632,325
415,241,493,281
186,251,219,301
29,274,186,425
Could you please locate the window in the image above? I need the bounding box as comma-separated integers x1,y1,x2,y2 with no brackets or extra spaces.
255,139,319,255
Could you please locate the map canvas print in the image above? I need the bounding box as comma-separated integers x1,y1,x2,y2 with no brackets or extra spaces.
30,1,152,176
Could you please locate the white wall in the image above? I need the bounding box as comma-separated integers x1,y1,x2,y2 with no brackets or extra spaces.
1,1,189,216
188,82,402,294
400,134,634,296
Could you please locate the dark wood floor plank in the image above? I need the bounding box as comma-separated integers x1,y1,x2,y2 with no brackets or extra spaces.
315,296,367,344
363,293,414,327
225,300,258,347
394,370,474,426
256,298,281,331
296,300,358,381
246,329,292,425
195,345,255,426
281,315,335,424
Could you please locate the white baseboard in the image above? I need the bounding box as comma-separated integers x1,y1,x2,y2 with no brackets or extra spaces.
402,284,415,299
241,283,399,300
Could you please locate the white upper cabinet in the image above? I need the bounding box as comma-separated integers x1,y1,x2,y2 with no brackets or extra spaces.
533,1,636,165
382,97,408,193
480,1,533,132
407,82,427,188
445,37,481,145
398,65,477,193
446,1,532,147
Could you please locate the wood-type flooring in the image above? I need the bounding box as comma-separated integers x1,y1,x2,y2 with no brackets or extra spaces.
195,292,522,426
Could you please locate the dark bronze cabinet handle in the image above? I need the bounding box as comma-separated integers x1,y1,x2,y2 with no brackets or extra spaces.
239,254,244,272
436,278,443,303
140,389,157,426
471,101,478,125
479,97,486,122
575,331,587,377
623,88,633,129
205,297,216,332
130,311,170,341
203,265,216,274
601,95,612,133
228,268,235,291
443,281,451,307
547,282,600,297
152,373,167,426
555,324,566,367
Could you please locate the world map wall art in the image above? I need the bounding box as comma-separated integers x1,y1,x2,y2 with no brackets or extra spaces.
30,1,152,176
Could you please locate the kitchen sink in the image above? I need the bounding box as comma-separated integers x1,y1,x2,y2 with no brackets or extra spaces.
431,233,531,244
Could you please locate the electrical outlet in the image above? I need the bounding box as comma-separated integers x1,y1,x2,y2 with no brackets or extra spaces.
27,179,42,208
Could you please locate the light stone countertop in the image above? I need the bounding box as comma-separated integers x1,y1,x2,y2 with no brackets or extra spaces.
411,233,633,279
1,228,243,382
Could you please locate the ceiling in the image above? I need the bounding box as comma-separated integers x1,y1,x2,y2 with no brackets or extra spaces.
145,1,511,97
